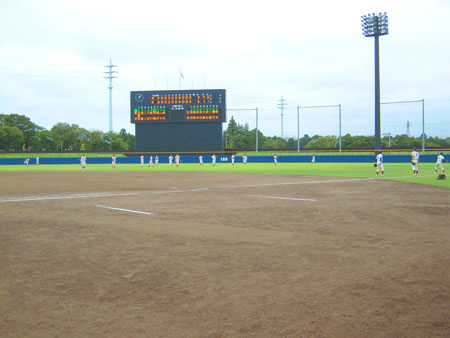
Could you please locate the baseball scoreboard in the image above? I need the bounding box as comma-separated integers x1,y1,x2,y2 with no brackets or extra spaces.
130,89,226,152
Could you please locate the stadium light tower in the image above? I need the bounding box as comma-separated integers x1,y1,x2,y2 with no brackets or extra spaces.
361,12,389,150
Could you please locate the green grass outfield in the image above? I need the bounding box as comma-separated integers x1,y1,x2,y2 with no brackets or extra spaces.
1,162,449,189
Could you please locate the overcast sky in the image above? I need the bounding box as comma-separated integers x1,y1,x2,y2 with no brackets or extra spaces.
1,0,449,138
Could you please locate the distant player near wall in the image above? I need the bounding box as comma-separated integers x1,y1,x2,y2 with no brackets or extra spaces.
231,154,235,167
435,152,447,174
411,148,420,176
112,154,117,168
376,151,384,177
140,154,144,168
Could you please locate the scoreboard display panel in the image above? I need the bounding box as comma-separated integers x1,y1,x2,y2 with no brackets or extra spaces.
130,89,226,123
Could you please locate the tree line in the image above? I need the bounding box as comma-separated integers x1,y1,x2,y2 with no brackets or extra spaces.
0,114,135,152
1,113,449,152
223,116,450,150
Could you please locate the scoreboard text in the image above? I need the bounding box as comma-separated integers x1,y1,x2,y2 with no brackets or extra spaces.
130,89,226,123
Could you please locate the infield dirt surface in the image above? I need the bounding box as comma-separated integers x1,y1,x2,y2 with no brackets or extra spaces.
1,171,449,337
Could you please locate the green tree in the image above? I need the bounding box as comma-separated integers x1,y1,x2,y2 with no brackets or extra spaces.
0,125,25,151
0,114,42,150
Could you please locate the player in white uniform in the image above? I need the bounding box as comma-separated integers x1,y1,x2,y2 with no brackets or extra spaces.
311,154,316,164
148,155,153,167
35,156,39,166
175,153,180,167
211,154,216,166
243,154,247,165
80,154,86,170
274,154,278,165
411,148,420,176
140,154,144,168
155,155,159,166
376,151,384,177
169,154,173,167
24,158,30,166
199,155,203,166
112,154,117,168
435,152,447,174
231,154,235,166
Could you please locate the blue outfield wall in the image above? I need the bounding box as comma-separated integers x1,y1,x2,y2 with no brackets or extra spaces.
0,154,440,165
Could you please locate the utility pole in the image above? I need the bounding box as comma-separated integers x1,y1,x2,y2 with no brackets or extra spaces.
104,59,118,132
406,120,411,137
383,132,392,147
278,96,287,138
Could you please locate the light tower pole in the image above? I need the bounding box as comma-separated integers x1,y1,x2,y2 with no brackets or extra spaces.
278,96,287,138
104,59,118,132
361,12,389,150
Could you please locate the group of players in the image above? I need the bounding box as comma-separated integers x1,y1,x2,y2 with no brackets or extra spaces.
23,150,446,177
375,147,447,177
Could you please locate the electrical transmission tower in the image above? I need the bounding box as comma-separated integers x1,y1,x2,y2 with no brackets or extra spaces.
104,59,118,132
406,120,411,137
278,96,287,138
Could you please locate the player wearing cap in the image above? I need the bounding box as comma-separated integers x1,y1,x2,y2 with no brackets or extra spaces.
112,154,117,169
211,154,216,166
168,154,173,167
376,151,384,177
274,154,278,166
199,155,204,166
231,154,235,167
140,154,144,168
175,153,180,167
435,152,447,174
411,148,420,176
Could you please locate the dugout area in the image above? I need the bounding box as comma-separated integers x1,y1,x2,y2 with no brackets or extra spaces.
1,171,449,337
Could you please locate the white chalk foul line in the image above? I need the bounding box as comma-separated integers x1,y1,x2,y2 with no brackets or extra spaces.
250,195,316,202
0,192,140,203
96,205,153,216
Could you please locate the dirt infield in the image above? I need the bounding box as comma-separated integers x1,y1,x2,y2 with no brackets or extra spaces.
1,171,449,337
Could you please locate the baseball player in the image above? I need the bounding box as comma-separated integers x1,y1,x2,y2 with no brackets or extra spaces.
231,154,235,166
411,147,420,176
211,154,216,166
80,154,86,170
376,151,384,177
155,155,159,166
435,152,447,174
35,156,39,166
148,155,153,167
168,154,173,167
274,154,278,165
140,154,144,168
175,153,180,167
24,158,30,166
243,154,247,165
311,154,316,164
112,154,117,168
199,155,204,166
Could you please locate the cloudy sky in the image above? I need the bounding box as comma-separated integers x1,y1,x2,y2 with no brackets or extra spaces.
1,0,449,138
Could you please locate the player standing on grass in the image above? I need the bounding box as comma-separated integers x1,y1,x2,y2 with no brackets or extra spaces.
376,151,384,177
155,155,159,166
175,153,180,167
435,152,447,174
24,158,30,166
112,154,117,169
169,154,173,167
243,154,247,165
211,154,216,166
312,154,316,164
140,154,144,168
80,154,86,170
199,155,203,166
35,156,39,166
148,155,153,167
411,147,420,176
231,154,235,166
274,154,278,165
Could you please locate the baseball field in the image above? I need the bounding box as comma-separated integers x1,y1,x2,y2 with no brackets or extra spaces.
1,162,449,337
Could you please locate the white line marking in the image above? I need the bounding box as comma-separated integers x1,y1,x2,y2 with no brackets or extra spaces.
250,195,316,202
96,205,153,215
0,192,139,203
